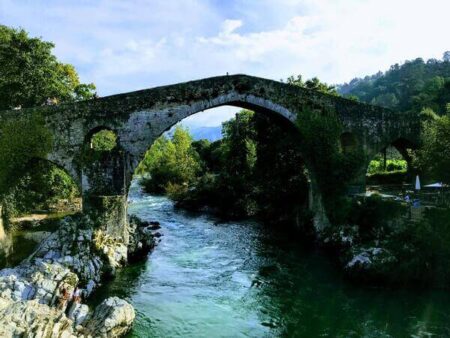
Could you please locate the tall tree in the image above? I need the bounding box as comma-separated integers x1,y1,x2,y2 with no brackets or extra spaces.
0,25,95,110
414,110,450,183
139,126,201,193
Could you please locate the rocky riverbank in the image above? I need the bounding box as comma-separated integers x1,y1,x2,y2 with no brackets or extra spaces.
0,214,159,337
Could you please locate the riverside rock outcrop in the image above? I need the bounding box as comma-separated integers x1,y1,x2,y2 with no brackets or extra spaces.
0,214,156,337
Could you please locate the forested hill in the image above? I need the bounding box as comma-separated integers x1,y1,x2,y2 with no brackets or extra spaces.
338,52,450,114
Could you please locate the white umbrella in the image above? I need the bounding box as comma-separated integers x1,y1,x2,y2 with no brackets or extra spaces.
424,182,444,188
415,175,421,191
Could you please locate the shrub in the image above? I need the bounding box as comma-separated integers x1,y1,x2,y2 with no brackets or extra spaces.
2,159,79,217
386,208,450,287
367,159,407,175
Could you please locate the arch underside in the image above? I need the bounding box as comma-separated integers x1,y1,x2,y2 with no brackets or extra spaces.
118,92,300,176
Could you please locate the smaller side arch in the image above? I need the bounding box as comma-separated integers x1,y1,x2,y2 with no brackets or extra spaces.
84,126,119,151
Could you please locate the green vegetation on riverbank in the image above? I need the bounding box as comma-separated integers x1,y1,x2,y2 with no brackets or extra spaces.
0,25,93,219
139,111,310,227
322,196,450,288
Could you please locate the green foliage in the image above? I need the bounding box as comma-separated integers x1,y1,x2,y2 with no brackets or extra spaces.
139,109,311,225
385,208,450,287
294,106,365,223
140,126,201,194
414,112,450,183
367,159,407,175
91,130,117,151
221,110,257,179
0,113,52,193
339,56,450,114
286,75,338,95
0,25,95,110
0,25,91,218
348,195,406,240
2,160,79,217
252,113,309,223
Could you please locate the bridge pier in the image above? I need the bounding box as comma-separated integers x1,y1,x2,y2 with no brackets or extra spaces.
81,150,130,244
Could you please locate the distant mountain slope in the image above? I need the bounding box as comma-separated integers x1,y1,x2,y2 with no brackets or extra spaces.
338,52,450,114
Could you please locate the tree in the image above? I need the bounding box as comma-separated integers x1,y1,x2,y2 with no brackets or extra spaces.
414,110,450,183
221,110,257,179
0,25,95,110
171,126,201,184
444,51,450,62
286,75,338,95
139,126,201,193
338,56,450,113
0,25,94,217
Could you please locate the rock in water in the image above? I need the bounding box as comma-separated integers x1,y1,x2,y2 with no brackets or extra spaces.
83,297,135,337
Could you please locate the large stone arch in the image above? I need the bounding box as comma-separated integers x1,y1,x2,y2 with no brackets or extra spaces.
0,74,423,234
117,92,298,178
114,94,329,230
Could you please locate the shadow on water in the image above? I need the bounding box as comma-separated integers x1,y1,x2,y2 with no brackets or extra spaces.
91,182,450,338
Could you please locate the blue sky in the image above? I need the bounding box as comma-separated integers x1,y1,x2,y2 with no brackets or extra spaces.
1,0,449,126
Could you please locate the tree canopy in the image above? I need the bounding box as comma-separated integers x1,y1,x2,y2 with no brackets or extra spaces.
414,109,450,183
286,75,338,96
138,125,201,193
0,25,95,110
339,53,450,114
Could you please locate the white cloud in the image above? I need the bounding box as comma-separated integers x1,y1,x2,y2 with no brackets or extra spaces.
1,0,449,111
221,19,243,35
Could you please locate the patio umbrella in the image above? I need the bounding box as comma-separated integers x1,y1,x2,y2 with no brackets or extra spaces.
424,182,444,188
415,175,421,191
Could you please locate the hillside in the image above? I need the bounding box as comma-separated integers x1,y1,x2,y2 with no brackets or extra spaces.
338,52,450,114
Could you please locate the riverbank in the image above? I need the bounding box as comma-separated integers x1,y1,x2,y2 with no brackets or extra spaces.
0,213,158,337
149,175,450,289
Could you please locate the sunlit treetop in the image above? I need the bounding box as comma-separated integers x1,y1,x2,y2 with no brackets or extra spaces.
0,25,96,111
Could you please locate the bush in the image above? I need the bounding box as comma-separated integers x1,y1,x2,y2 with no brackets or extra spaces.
348,195,406,240
367,159,407,175
386,208,450,287
2,159,79,217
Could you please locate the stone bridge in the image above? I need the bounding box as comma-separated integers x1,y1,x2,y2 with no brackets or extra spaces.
0,74,421,236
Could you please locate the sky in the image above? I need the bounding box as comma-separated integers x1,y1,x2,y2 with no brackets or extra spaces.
1,0,450,126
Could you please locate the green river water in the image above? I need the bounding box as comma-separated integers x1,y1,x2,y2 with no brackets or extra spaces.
89,182,450,338
2,182,450,337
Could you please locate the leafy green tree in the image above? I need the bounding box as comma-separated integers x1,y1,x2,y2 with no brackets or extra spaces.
3,160,79,216
140,126,201,193
414,110,450,183
221,110,257,179
0,25,95,110
252,113,310,225
286,75,338,95
0,25,93,217
339,56,450,114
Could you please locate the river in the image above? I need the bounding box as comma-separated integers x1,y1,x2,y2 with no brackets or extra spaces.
86,181,450,338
